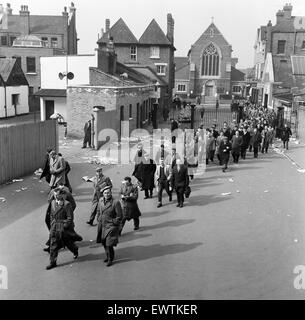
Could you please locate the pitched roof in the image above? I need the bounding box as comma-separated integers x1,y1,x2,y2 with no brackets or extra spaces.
139,19,171,45
194,22,230,47
231,67,245,82
7,15,67,34
174,57,189,80
129,65,167,86
98,18,138,44
0,58,16,82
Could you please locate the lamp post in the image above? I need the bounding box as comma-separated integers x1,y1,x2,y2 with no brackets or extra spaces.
215,93,219,122
190,103,196,129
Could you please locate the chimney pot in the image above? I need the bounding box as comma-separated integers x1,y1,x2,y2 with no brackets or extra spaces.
106,19,110,33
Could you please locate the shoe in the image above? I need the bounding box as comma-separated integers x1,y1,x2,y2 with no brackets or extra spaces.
73,250,78,259
176,203,180,207
81,146,86,149
134,226,139,231
180,203,184,208
43,247,50,253
104,257,109,263
86,221,93,226
222,169,225,173
157,203,162,208
144,196,149,199
106,260,113,267
46,262,57,270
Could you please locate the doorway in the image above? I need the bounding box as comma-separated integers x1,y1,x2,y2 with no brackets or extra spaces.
45,100,55,120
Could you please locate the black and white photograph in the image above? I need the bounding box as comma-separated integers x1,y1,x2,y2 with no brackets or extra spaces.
0,0,305,309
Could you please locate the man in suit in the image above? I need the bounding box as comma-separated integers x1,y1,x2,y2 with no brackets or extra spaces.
86,166,113,226
171,159,189,208
155,158,172,208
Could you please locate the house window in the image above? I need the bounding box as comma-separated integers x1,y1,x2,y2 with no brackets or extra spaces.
26,57,36,73
232,85,242,93
277,40,286,54
129,104,132,119
201,43,220,76
51,37,58,48
1,36,7,46
302,41,305,49
150,46,160,58
130,45,137,61
12,94,20,106
177,84,186,92
41,37,48,47
156,64,167,76
10,36,16,46
12,56,21,67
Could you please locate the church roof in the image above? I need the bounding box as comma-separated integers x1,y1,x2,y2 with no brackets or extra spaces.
231,67,245,82
193,22,230,47
98,18,138,44
139,19,171,45
0,58,16,82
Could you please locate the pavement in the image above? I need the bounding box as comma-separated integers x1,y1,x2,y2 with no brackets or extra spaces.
0,123,305,299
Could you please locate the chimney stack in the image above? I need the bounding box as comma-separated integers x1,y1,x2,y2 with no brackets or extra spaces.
6,3,12,15
62,6,68,17
19,5,30,36
105,19,110,33
276,10,284,24
266,20,272,53
283,3,293,19
98,36,117,75
167,13,174,44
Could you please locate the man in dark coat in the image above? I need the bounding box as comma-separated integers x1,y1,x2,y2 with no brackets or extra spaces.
132,144,146,185
281,123,292,150
49,151,66,189
119,177,141,234
171,118,179,144
219,137,232,172
252,128,262,158
82,120,91,149
86,166,113,226
155,159,172,208
46,189,80,270
241,128,251,159
171,159,189,208
141,154,156,199
40,148,53,184
58,153,72,193
44,185,81,253
222,122,231,140
231,130,243,164
96,186,123,267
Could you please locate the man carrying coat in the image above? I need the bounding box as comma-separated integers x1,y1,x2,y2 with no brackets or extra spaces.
87,166,113,226
119,177,141,234
96,186,123,267
171,159,189,208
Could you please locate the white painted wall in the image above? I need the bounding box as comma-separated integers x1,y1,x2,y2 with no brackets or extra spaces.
5,86,29,116
0,87,5,118
40,54,97,89
40,97,67,121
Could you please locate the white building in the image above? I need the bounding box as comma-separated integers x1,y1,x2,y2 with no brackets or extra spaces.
36,53,97,122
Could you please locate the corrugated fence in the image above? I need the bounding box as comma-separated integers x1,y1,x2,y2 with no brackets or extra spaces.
0,120,58,185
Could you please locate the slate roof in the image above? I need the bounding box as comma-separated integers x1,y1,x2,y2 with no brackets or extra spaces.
139,19,171,45
194,22,230,47
34,89,67,97
129,65,167,85
98,18,138,44
174,57,189,80
0,58,16,82
7,15,67,34
231,67,245,82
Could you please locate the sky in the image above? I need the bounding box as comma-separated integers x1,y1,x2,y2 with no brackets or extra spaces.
3,0,305,68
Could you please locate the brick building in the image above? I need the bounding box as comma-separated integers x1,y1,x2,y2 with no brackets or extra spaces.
0,3,78,113
174,22,242,107
67,39,158,148
97,14,175,114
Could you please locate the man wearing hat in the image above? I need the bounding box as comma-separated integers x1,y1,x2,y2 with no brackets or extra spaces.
86,166,112,226
96,185,123,267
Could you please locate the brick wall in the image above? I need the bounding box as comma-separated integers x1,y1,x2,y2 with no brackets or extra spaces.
90,68,123,86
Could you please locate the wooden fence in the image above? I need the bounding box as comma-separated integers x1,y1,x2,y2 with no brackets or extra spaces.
0,120,58,185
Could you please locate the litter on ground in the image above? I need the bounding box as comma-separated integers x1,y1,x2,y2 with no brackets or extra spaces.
12,179,23,182
0,197,6,203
221,192,231,196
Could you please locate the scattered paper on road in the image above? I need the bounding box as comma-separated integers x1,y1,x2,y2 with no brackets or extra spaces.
221,192,231,196
264,190,269,193
229,178,234,182
236,190,240,193
15,190,21,192
297,169,305,173
21,187,28,191
0,197,6,203
12,179,23,182
294,239,299,243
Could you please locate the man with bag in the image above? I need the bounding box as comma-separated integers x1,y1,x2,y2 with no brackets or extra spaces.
155,158,172,208
171,159,189,208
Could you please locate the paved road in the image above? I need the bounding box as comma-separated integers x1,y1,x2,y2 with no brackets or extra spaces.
0,135,305,299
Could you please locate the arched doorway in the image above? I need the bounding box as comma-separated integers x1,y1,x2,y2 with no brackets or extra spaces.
203,80,216,97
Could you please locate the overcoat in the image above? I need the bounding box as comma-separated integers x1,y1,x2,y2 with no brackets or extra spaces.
90,175,113,213
219,141,232,161
171,164,189,191
141,159,156,190
49,156,66,188
120,183,141,220
40,152,51,183
96,198,123,247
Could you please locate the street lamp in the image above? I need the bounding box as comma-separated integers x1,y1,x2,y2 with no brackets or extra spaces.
190,103,196,129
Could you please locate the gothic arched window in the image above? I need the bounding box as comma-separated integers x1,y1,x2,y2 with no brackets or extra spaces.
201,43,220,76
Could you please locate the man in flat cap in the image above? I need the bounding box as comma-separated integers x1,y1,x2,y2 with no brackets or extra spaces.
86,166,112,226
96,185,123,267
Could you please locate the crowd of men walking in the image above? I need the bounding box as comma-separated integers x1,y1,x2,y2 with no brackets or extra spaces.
39,100,293,270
